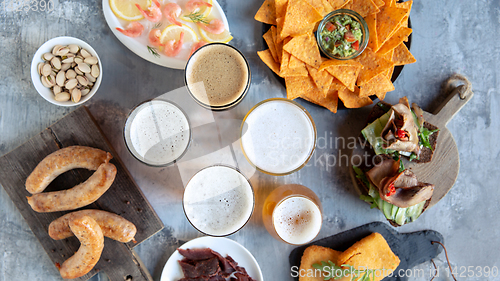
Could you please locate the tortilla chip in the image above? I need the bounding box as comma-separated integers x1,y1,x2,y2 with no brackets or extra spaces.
306,64,334,96
305,0,324,15
254,0,276,25
382,0,395,7
381,48,394,61
376,5,407,47
392,43,416,65
285,75,316,99
283,33,322,68
344,0,379,17
279,49,291,77
354,47,394,86
275,0,288,19
299,245,342,281
365,13,378,51
382,49,395,80
376,26,412,54
257,49,281,75
276,16,285,42
281,0,323,38
337,233,400,281
283,55,309,77
328,0,350,9
263,27,278,62
319,59,363,91
321,0,334,15
338,86,373,108
376,91,387,100
302,81,339,113
373,0,385,8
359,73,394,97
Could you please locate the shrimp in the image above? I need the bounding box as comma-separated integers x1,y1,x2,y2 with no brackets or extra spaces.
149,28,163,47
186,0,212,12
164,3,182,27
116,22,144,38
189,40,207,57
135,0,162,23
197,19,224,35
164,32,184,57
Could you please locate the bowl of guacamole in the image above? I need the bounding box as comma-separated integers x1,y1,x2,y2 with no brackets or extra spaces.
316,9,369,60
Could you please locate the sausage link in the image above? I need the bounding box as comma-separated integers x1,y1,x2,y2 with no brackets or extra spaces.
59,215,104,279
26,146,109,194
27,155,116,212
49,210,137,243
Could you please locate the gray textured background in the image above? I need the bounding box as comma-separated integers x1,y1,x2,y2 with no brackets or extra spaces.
1,0,499,280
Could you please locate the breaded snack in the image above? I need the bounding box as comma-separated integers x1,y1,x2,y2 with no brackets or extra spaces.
299,245,342,281
337,232,400,281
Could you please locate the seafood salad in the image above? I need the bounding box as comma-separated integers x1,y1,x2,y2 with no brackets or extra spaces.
109,0,232,61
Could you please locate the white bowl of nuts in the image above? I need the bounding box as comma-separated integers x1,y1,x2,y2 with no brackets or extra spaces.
31,36,102,106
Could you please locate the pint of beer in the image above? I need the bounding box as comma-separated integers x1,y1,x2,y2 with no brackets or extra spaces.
262,184,322,245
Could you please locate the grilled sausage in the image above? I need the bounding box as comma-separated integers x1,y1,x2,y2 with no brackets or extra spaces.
26,146,109,194
26,154,116,212
58,215,104,279
49,210,136,243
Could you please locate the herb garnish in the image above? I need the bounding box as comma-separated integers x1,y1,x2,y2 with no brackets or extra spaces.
184,11,209,24
312,260,378,281
147,46,160,58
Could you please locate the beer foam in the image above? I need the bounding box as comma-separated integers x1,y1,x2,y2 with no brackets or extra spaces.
126,100,190,165
241,100,315,174
183,166,254,236
273,196,322,245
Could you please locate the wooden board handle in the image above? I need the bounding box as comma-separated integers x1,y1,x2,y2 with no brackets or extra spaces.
433,81,474,126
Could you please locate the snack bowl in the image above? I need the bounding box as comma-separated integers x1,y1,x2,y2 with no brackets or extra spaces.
31,36,102,106
316,9,369,60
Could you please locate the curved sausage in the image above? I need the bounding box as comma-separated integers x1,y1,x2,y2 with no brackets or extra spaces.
59,215,104,279
26,146,109,194
26,155,116,213
49,210,136,243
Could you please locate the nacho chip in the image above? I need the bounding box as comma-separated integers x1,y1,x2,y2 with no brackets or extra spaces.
285,75,317,99
365,13,378,51
320,59,363,91
337,233,400,281
373,0,385,8
355,47,394,86
305,0,325,15
254,0,277,25
275,0,288,19
276,16,285,42
328,0,350,9
321,0,334,15
338,86,373,108
383,49,395,80
344,0,379,17
257,49,281,75
283,55,309,77
382,0,395,7
376,5,407,47
359,73,394,97
302,81,339,113
281,0,323,38
283,33,322,68
263,26,279,62
376,26,412,54
280,49,291,77
376,91,387,100
306,64,334,96
392,42,416,65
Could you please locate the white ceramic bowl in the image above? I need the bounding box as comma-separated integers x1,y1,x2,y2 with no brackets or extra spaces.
31,36,103,106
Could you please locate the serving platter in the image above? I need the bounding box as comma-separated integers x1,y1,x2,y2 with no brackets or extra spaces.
102,0,230,69
160,236,264,281
0,106,163,281
289,222,444,281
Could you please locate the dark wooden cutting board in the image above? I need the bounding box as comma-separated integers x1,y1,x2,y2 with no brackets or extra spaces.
0,106,164,281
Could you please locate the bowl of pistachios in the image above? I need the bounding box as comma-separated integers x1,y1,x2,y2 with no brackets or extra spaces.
31,36,102,106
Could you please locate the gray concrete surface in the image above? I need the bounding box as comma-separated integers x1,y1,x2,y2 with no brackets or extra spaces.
1,0,499,280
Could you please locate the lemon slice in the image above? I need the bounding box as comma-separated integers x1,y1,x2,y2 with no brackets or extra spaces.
110,0,150,21
160,24,199,45
198,26,233,43
181,0,213,22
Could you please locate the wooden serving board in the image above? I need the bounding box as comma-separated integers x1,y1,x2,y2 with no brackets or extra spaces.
0,106,164,281
289,222,444,281
350,83,474,208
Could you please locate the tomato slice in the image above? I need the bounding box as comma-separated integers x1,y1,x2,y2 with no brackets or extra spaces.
325,22,336,32
352,40,359,51
344,31,356,42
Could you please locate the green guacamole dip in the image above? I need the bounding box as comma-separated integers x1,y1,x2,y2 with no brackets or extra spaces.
320,14,364,58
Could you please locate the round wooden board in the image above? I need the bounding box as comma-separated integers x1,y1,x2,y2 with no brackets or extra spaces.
350,86,474,209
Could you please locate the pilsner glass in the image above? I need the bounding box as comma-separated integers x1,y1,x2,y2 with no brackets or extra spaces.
262,184,322,245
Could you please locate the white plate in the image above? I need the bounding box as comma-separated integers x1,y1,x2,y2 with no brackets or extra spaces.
160,236,264,281
103,0,230,69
